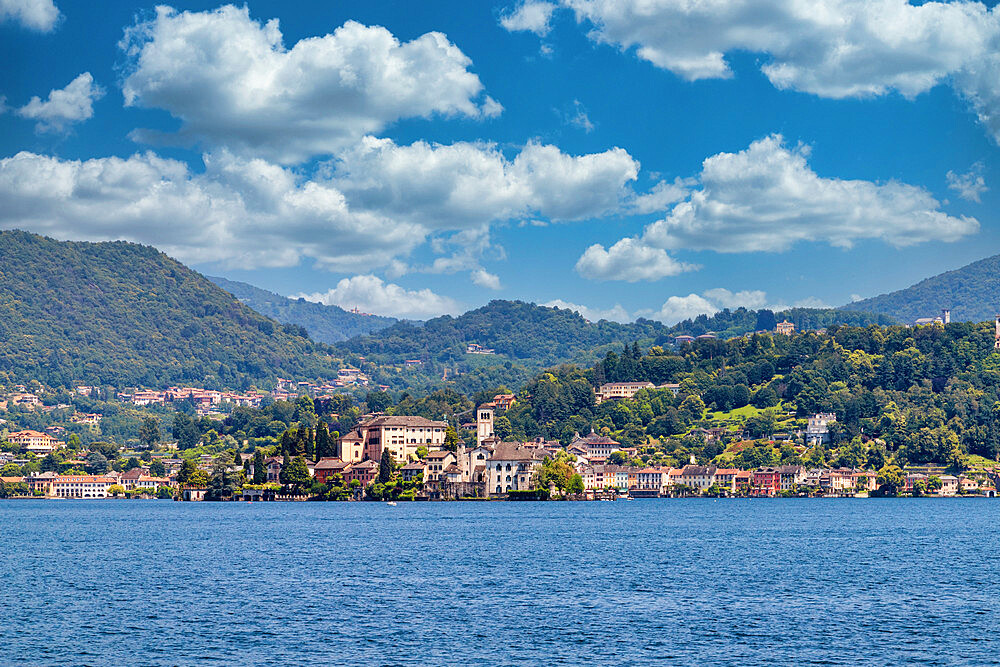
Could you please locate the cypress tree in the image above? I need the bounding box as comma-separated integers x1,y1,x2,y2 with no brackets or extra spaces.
378,449,393,484
252,449,267,484
315,421,334,460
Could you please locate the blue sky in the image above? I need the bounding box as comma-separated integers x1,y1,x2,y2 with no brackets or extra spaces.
0,0,997,321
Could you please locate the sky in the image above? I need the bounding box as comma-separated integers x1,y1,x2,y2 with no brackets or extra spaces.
0,0,997,322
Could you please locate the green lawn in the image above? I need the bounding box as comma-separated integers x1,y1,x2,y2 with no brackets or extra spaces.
706,404,762,422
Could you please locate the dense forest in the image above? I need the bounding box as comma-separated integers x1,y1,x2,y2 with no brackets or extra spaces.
845,252,1000,323
0,231,343,389
209,276,397,343
668,307,897,338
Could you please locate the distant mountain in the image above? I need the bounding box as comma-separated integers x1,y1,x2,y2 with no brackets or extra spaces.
208,276,397,344
0,230,343,389
336,299,672,369
844,254,1000,324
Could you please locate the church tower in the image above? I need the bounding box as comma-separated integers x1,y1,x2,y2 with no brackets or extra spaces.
476,406,494,446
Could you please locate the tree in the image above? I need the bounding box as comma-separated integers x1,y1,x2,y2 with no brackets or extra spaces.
379,449,393,484
755,309,777,332
177,458,198,485
444,427,462,452
280,455,311,492
139,417,161,448
107,484,125,497
927,475,943,493
207,464,244,500
365,391,392,414
85,452,109,474
567,474,584,496
124,457,141,472
172,412,199,450
188,469,209,487
314,421,336,460
149,459,166,477
40,453,60,473
494,416,513,440
0,463,21,476
252,449,267,484
293,395,317,427
875,465,903,497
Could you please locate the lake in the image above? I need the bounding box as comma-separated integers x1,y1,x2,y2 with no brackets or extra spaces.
2,498,998,666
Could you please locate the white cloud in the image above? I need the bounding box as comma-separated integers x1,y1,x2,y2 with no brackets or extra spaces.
576,237,696,282
543,299,631,323
703,288,767,310
331,136,639,229
471,268,502,290
628,177,693,214
297,275,460,320
947,163,988,203
0,150,421,271
642,134,977,253
0,133,639,275
849,294,864,303
500,1,557,36
0,0,59,32
17,72,104,133
119,5,499,163
564,100,594,132
644,294,717,326
561,0,1000,142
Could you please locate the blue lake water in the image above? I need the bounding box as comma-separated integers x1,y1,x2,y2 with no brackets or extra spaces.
3,498,1000,666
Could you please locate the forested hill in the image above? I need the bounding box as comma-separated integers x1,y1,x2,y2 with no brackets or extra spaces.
208,276,397,344
843,253,1000,324
668,307,898,338
0,231,342,389
336,300,671,369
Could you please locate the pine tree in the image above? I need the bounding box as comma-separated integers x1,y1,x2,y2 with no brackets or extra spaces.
234,448,243,465
278,453,291,485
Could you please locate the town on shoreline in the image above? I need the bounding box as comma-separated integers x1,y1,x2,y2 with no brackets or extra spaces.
1,385,995,502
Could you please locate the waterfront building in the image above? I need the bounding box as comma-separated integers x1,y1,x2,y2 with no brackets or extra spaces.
360,415,447,462
313,458,349,485
485,442,547,496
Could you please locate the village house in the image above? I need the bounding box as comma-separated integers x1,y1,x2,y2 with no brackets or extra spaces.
399,461,426,483
342,460,378,487
776,320,795,335
360,415,447,462
806,413,837,446
313,458,350,485
7,430,61,455
485,442,548,496
425,450,457,483
752,468,781,496
594,381,655,405
49,475,116,498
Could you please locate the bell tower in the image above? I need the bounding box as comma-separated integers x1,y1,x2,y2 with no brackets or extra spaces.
476,406,494,446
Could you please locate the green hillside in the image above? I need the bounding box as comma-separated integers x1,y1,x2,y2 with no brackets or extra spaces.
844,253,1000,324
669,306,898,338
0,231,342,389
336,299,671,368
208,275,397,344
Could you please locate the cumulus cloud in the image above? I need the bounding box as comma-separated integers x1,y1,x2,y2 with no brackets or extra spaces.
471,268,502,290
642,134,977,253
637,287,821,325
0,150,421,271
0,0,59,31
331,136,639,229
119,5,500,163
297,275,460,320
500,1,557,36
543,299,631,323
703,288,767,310
0,133,639,274
576,237,696,282
643,294,718,325
17,72,104,133
947,163,987,203
628,177,693,214
559,0,1000,142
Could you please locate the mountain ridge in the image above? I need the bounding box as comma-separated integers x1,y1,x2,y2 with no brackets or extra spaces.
207,275,397,344
843,253,1000,323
